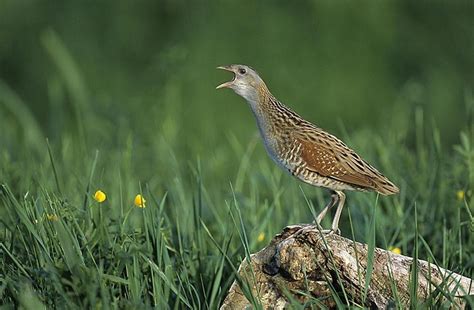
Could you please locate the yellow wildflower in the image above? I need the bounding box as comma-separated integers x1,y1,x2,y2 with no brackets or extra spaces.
134,194,146,208
257,232,265,242
456,190,465,201
46,214,59,222
388,246,401,255
94,190,107,203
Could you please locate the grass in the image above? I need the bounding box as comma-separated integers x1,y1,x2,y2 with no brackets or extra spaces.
1,31,474,308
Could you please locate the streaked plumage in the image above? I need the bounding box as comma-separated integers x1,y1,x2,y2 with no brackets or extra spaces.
217,64,399,233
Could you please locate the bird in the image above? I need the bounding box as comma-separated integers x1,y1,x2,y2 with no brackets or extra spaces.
216,64,399,234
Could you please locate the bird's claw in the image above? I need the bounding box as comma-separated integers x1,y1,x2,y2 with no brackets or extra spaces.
319,228,340,235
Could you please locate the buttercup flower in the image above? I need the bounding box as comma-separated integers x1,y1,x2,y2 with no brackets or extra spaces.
388,246,401,255
94,190,107,203
257,232,265,242
456,190,465,201
46,214,59,222
134,194,146,208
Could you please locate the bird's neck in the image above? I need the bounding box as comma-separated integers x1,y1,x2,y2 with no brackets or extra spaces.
245,86,275,117
245,86,283,133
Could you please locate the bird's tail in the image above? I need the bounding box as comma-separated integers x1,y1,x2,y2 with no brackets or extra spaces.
375,177,399,195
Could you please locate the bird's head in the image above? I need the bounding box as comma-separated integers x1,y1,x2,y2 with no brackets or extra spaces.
216,64,267,102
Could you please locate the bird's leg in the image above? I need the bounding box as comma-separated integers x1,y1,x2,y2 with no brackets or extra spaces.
315,191,339,226
330,191,346,234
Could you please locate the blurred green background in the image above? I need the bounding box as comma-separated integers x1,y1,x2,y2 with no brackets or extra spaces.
1,0,473,154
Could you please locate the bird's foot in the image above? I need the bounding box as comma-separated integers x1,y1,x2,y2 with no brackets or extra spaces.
319,228,340,235
311,224,340,235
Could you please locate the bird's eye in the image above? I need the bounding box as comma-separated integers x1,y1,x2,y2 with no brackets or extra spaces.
238,68,246,75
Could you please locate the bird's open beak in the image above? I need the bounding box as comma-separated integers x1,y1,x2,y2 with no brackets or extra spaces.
216,65,235,89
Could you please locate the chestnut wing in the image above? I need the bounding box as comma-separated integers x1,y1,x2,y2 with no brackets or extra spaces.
295,135,379,190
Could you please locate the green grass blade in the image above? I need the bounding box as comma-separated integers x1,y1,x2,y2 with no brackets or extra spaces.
363,195,378,303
